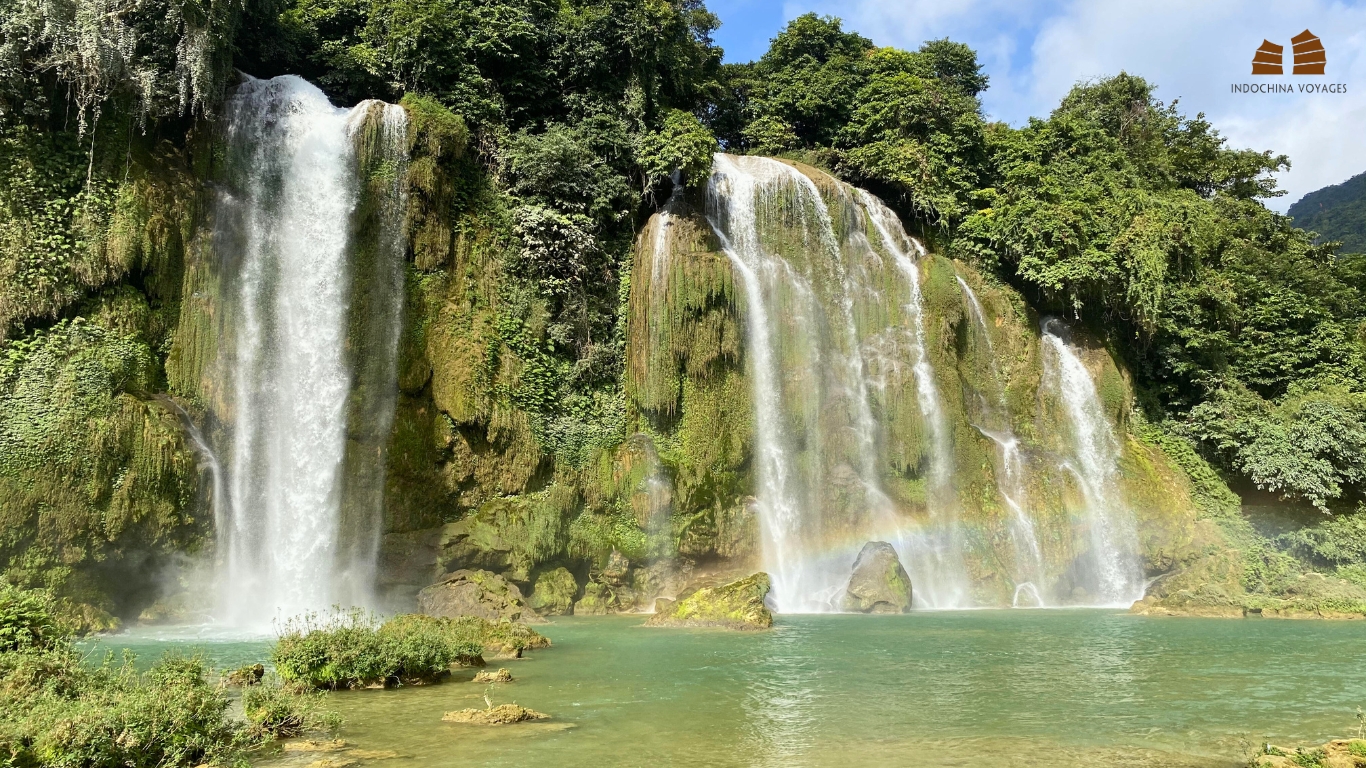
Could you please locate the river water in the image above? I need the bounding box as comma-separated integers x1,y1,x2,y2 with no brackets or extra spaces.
85,612,1366,767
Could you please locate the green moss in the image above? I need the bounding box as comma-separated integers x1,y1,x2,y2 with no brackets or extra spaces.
646,572,773,630
527,567,577,615
0,318,201,617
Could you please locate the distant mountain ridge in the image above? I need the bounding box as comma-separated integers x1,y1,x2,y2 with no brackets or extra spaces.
1289,170,1366,253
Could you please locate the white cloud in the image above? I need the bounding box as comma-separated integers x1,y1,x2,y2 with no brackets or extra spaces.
787,0,1366,210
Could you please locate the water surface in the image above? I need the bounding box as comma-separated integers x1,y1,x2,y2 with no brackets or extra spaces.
87,612,1366,767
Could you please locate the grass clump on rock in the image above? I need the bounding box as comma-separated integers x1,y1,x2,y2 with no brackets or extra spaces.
272,611,550,689
442,704,549,725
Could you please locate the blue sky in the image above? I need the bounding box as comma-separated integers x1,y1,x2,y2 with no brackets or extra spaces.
707,0,1366,212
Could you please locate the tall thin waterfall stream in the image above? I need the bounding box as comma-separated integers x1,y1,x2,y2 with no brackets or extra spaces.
211,75,407,627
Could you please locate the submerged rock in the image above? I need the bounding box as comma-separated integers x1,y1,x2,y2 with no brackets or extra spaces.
528,567,577,616
418,569,543,623
442,704,549,725
646,572,772,630
842,541,912,614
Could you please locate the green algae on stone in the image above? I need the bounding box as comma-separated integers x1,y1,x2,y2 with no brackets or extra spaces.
528,567,577,616
646,572,773,630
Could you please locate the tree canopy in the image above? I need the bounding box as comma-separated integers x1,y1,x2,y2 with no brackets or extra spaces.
2,1,1363,513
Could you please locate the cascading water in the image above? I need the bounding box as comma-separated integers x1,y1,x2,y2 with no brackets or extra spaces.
955,277,1047,607
858,192,970,608
212,74,407,627
706,155,820,612
1041,319,1145,606
704,155,970,611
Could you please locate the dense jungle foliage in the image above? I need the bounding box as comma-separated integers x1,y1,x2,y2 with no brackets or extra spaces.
0,0,1363,615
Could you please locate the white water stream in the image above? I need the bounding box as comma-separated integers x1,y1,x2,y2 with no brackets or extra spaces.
704,155,971,611
1041,319,1145,606
213,75,407,627
956,277,1047,606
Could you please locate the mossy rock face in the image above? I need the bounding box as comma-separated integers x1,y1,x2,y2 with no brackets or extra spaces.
1133,555,1366,619
572,581,617,615
528,567,577,616
418,569,543,624
646,572,773,630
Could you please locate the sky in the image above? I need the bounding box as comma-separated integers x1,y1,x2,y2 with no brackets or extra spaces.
707,0,1366,212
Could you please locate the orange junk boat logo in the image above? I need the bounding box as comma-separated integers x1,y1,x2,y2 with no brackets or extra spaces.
1252,40,1284,74
1253,30,1325,75
1291,29,1326,75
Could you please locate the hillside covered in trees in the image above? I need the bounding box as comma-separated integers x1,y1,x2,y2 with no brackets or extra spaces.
1289,170,1366,254
1,0,1364,623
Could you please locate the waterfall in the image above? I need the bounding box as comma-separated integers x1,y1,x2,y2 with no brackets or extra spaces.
213,75,407,627
858,192,970,609
704,155,969,611
162,397,228,544
706,155,818,612
955,278,1047,607
1041,319,1145,607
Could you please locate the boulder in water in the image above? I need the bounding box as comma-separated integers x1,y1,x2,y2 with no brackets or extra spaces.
418,569,543,623
472,668,513,683
528,567,577,616
645,573,772,630
842,542,912,613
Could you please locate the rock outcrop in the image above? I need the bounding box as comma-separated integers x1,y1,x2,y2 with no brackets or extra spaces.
842,541,913,613
1251,738,1366,767
1130,552,1366,619
528,567,578,616
646,572,772,630
572,582,613,615
418,569,543,623
835,541,912,612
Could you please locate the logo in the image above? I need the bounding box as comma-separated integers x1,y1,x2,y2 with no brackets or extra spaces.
1251,30,1325,75
1234,29,1344,94
1290,29,1325,75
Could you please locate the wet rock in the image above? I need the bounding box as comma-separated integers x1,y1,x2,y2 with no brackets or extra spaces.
137,591,209,626
472,668,513,683
418,569,543,623
646,572,772,630
442,704,549,725
223,663,265,687
842,541,912,614
601,549,631,586
528,567,577,616
282,739,348,752
573,582,612,615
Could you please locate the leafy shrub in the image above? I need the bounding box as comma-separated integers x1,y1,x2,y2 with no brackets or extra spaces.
0,584,333,766
242,675,340,739
271,611,515,689
0,582,63,651
1,650,248,768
